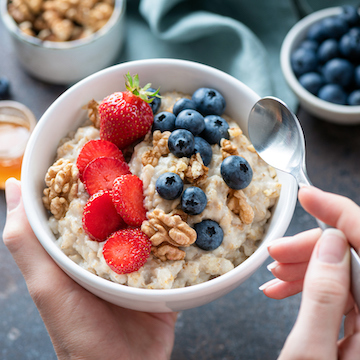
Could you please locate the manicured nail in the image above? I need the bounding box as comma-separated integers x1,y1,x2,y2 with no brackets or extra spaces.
5,178,21,212
267,261,278,272
317,228,348,264
259,278,281,291
267,237,288,252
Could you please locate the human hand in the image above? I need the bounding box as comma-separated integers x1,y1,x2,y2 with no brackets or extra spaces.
3,178,177,360
260,186,360,359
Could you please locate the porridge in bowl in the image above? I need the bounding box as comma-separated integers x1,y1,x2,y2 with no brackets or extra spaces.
43,74,281,289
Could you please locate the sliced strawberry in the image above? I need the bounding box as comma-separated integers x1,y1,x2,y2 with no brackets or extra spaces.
103,228,151,274
112,174,147,227
82,190,126,242
83,156,131,196
76,139,125,179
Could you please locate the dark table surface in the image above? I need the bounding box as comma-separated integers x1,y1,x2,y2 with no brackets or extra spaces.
2,17,360,360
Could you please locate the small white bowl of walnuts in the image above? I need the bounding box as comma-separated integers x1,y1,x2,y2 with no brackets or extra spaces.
1,0,126,84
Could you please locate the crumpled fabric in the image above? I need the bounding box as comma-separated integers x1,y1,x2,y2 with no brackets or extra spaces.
121,0,356,111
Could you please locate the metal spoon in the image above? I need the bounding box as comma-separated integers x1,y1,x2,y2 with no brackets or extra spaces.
248,96,360,308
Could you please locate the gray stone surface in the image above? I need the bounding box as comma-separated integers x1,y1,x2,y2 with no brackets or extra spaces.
1,13,360,360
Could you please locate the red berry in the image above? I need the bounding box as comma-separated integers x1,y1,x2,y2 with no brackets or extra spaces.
99,91,153,149
76,139,125,179
103,228,151,274
82,190,126,242
112,174,147,227
83,156,131,196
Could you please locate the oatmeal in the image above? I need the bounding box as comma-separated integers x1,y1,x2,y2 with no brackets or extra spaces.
44,87,281,289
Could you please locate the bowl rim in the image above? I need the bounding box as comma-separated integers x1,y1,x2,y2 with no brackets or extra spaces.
280,6,360,122
1,0,126,49
22,58,298,300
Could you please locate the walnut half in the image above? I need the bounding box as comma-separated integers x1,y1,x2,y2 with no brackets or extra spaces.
141,209,197,261
42,158,79,220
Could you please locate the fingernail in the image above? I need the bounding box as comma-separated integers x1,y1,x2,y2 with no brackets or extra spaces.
317,229,348,264
5,178,21,212
267,262,278,272
267,237,288,251
259,278,281,291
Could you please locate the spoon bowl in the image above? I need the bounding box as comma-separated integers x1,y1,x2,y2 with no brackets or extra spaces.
248,96,309,186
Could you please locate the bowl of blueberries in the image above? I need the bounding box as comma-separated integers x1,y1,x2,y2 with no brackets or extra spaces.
280,5,360,124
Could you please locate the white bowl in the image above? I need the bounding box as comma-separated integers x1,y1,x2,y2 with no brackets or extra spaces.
21,59,297,312
280,7,360,124
1,0,126,85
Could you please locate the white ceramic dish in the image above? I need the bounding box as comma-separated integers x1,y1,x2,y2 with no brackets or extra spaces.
280,7,360,124
21,59,297,312
1,0,126,85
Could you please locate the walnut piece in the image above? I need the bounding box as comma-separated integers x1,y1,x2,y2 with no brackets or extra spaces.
151,244,186,262
42,158,79,220
228,126,242,138
141,209,196,262
42,9,74,41
220,138,239,159
168,157,189,180
184,153,208,185
141,130,171,167
86,99,100,128
227,189,254,225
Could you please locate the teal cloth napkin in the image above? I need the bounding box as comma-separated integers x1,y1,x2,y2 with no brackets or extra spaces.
121,0,358,111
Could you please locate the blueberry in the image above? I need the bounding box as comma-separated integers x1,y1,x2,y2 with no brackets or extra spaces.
290,48,318,77
155,172,183,200
0,77,10,100
148,87,161,114
298,72,324,95
220,155,253,190
192,87,226,116
201,115,229,145
339,29,360,60
348,90,360,105
194,136,212,166
307,21,327,42
317,39,339,63
153,111,176,132
322,58,354,87
321,16,348,39
318,84,347,105
175,109,205,135
168,129,195,158
181,187,207,215
194,220,223,251
299,39,318,52
339,5,360,27
172,98,197,116
355,65,360,87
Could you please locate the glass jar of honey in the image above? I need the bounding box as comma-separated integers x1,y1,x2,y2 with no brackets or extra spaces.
0,101,36,189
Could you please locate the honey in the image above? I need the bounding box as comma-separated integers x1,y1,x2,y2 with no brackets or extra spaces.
0,101,36,189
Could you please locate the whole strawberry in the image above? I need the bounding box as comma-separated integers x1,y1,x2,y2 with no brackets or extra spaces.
99,73,159,149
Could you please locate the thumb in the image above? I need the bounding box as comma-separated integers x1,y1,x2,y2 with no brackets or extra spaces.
279,229,350,359
3,178,69,286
